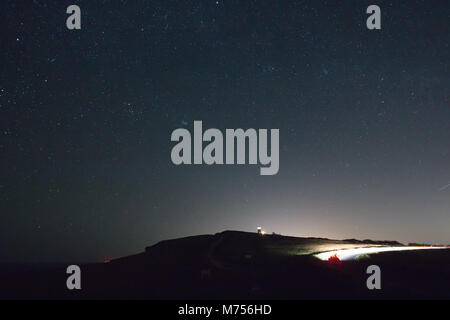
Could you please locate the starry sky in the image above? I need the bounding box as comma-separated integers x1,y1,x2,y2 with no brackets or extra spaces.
1,0,449,263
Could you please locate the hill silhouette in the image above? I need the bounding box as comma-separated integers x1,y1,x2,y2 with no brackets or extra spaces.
1,230,449,299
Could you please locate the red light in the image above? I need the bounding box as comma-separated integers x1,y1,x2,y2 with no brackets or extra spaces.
328,254,341,263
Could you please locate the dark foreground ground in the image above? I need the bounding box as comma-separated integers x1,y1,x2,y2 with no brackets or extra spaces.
1,231,449,299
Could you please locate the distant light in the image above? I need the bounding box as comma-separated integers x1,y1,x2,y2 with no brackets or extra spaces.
315,246,447,261
328,254,341,263
261,230,266,235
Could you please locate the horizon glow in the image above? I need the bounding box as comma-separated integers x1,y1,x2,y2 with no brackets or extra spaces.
314,246,449,261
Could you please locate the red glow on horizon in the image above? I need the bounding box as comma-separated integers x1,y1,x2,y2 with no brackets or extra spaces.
328,254,341,263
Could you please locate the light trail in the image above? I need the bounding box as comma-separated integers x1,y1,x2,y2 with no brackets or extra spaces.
314,246,448,261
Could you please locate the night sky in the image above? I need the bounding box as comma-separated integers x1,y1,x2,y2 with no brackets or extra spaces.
1,0,449,263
